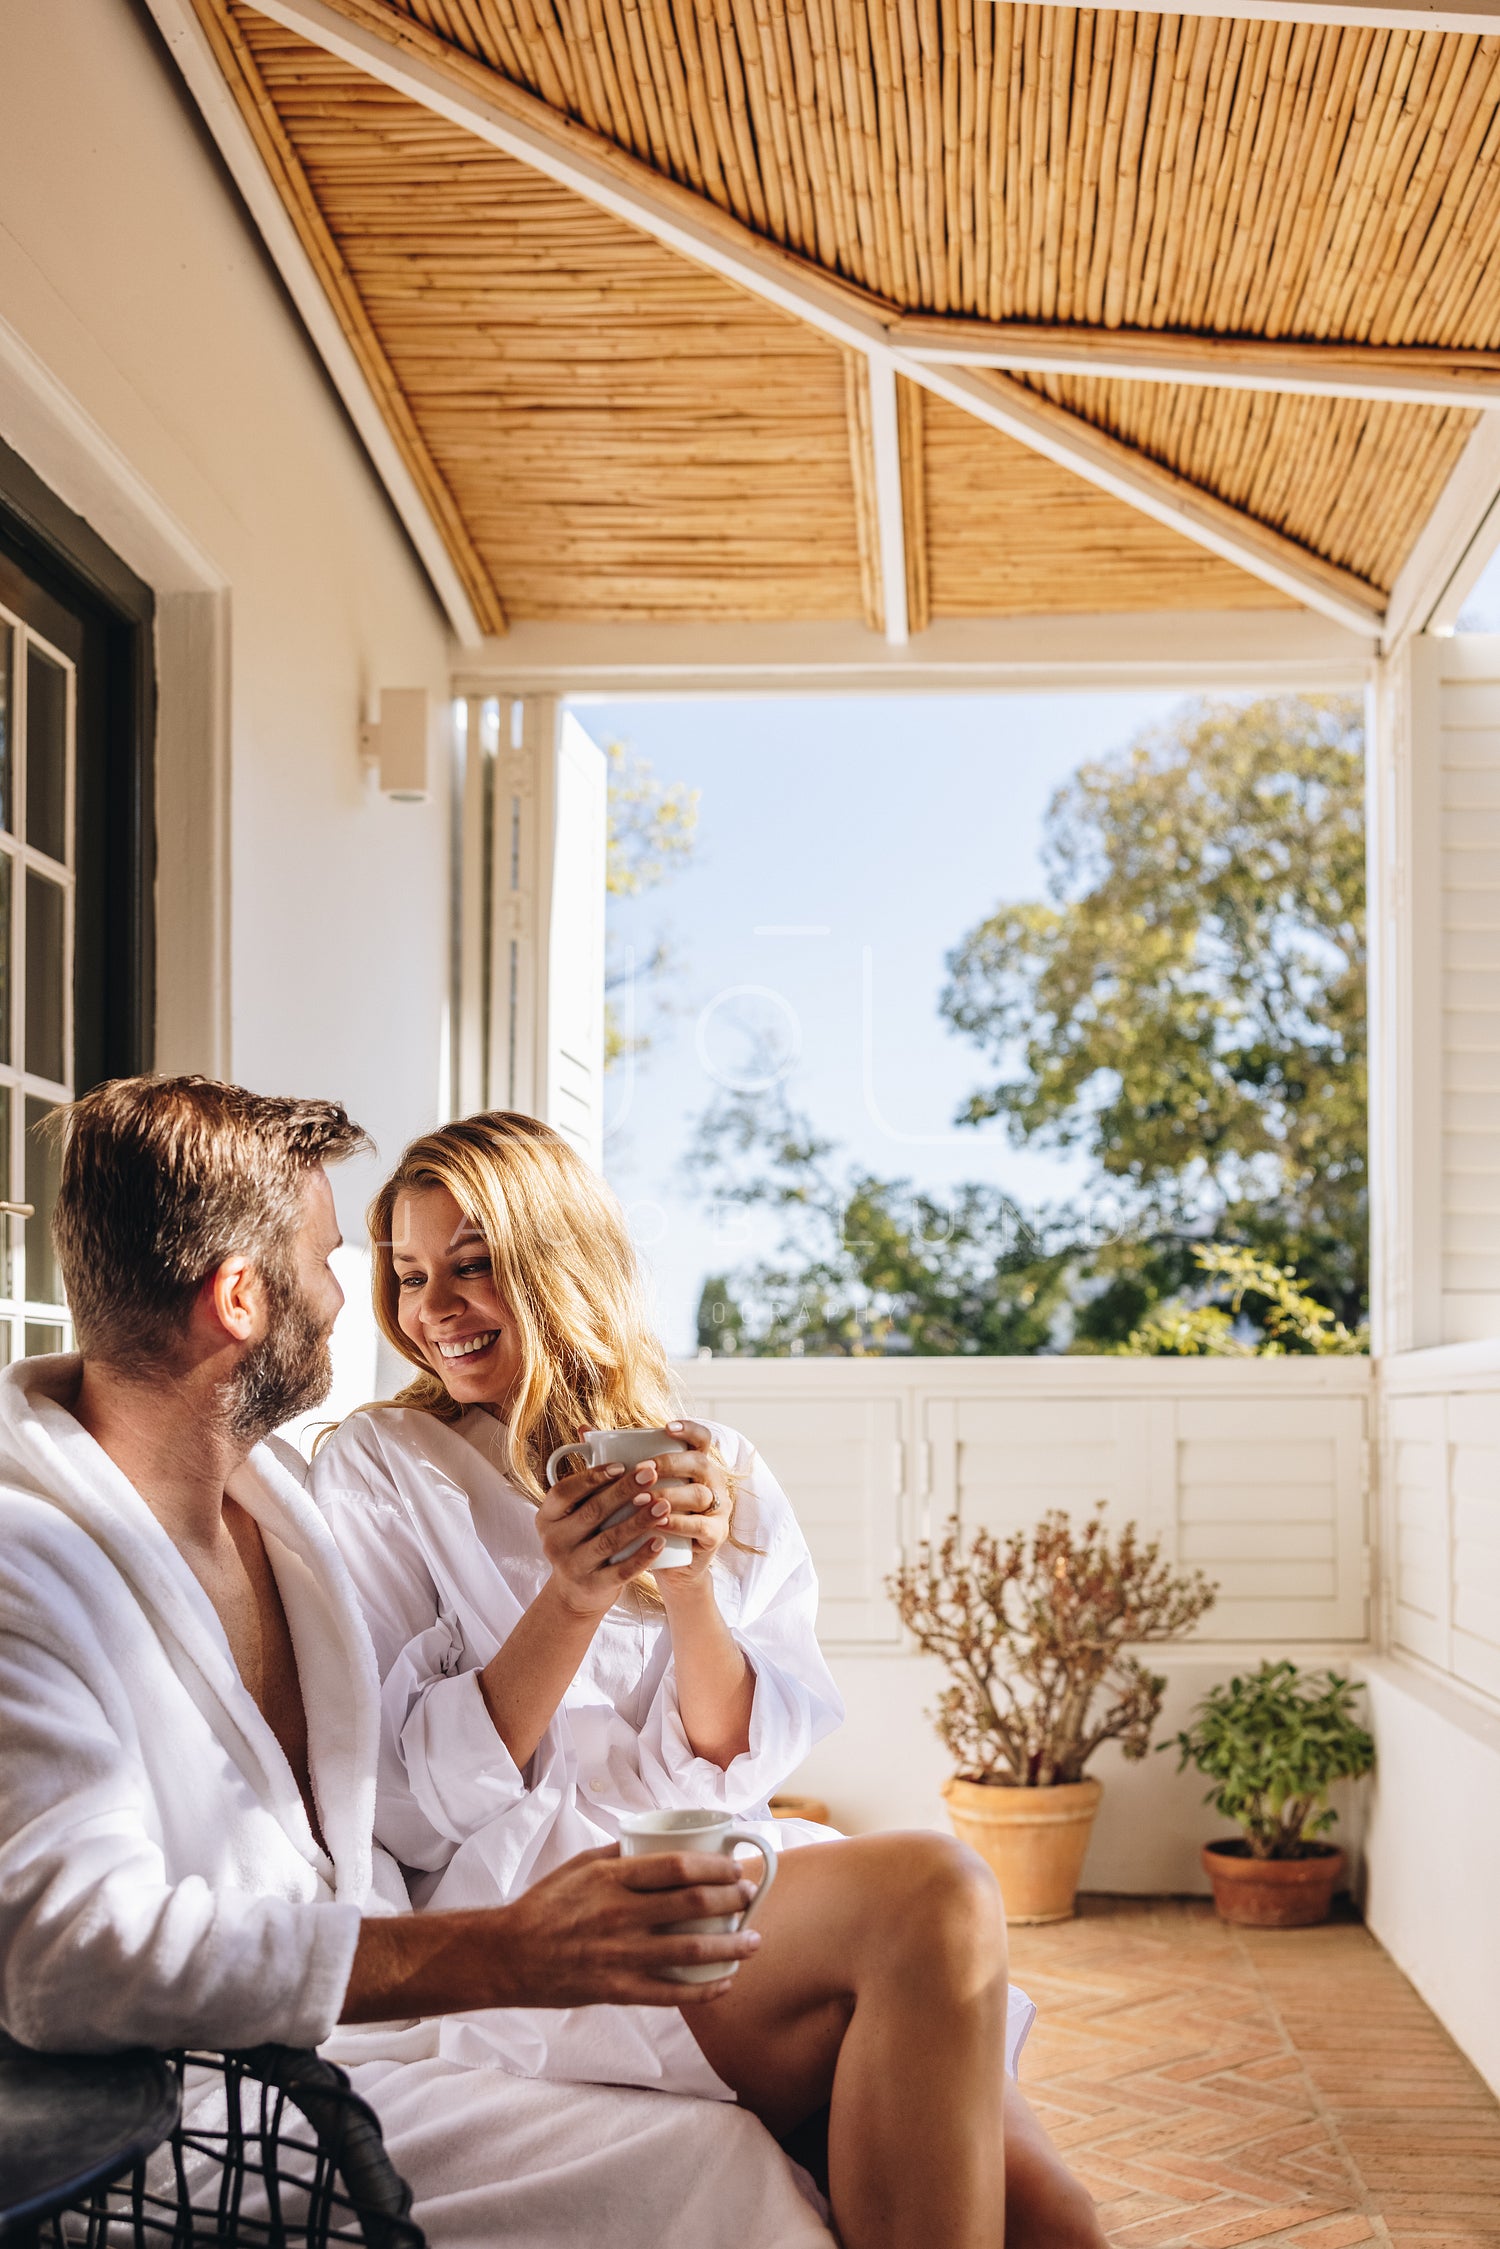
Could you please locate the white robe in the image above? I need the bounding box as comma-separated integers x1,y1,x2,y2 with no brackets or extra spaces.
0,1357,833,2249
312,1406,1035,2096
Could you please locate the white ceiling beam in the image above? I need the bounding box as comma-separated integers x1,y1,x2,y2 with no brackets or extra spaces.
454,612,1374,698
146,0,486,644
895,316,1500,411
1012,0,1500,28
866,359,909,648
243,0,1383,636
1384,415,1500,649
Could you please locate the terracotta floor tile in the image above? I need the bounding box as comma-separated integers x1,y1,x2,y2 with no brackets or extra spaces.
1381,2238,1500,2248
1278,2220,1379,2249
1187,2201,1342,2246
1008,1899,1500,2247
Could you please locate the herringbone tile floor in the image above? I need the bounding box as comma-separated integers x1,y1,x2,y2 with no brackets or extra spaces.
1011,1898,1500,2249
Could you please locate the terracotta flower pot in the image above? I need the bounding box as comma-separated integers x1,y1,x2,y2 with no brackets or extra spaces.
943,1776,1103,1924
768,1793,832,1828
1201,1839,1345,1928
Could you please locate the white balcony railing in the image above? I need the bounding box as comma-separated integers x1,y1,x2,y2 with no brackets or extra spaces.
676,1353,1374,1655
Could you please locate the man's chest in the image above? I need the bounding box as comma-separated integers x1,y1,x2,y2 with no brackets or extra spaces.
201,1507,316,1806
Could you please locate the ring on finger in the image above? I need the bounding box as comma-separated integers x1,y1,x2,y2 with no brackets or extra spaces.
704,1493,721,1514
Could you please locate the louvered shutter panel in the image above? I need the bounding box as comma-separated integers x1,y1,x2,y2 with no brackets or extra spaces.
542,711,607,1168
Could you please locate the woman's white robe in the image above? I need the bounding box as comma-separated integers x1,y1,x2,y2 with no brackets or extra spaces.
0,1357,833,2249
313,1406,1035,2096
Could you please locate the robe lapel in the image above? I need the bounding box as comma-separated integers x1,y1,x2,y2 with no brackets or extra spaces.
229,1447,380,1905
368,1412,530,1668
0,1358,378,1908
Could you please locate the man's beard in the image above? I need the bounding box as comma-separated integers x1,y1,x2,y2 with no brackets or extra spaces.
226,1266,334,1448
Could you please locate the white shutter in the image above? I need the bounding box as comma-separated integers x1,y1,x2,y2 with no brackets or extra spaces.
1438,650,1500,1340
1376,638,1500,1349
450,696,606,1168
542,711,607,1169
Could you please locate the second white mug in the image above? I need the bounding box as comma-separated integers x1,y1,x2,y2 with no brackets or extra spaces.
618,1808,778,1984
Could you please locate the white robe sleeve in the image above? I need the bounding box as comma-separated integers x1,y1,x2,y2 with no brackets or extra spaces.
316,1452,531,1875
636,1432,844,1816
0,1612,358,2054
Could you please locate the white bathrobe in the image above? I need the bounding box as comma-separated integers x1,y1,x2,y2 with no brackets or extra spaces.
313,1406,1035,2097
0,1357,833,2249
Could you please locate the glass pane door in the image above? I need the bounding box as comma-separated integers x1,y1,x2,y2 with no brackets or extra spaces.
0,596,74,1363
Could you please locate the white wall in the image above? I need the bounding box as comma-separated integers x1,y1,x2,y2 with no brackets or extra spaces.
1361,1654,1500,2097
0,0,453,1385
1366,641,1500,2096
783,1645,1369,1896
1369,1338,1500,2098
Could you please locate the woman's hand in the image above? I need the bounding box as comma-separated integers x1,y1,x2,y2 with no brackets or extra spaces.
538,1457,672,1616
642,1419,734,1594
643,1421,754,1763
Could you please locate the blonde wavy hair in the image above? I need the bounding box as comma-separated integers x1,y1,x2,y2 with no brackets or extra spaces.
368,1111,677,1503
367,1115,753,1568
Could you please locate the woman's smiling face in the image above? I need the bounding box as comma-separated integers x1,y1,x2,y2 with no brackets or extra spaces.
391,1184,523,1412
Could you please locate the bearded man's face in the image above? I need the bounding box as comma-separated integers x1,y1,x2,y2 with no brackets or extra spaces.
226,1264,333,1447
226,1168,344,1447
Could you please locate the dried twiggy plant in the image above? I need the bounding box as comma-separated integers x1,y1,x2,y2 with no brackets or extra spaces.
887,1508,1217,1786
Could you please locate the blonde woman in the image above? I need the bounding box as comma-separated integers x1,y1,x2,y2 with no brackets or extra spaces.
313,1113,1105,2249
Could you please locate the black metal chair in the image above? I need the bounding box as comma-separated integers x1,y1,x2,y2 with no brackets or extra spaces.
0,2038,424,2249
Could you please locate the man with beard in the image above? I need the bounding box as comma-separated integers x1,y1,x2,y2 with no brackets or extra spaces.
0,1077,833,2249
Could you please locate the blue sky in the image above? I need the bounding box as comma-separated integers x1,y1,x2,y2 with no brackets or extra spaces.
579,690,1193,1354
1459,545,1500,630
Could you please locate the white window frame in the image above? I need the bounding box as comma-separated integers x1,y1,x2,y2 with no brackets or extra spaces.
0,594,77,1363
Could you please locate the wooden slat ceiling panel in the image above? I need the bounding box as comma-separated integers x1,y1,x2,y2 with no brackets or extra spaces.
918,392,1295,617
237,15,869,621
1016,376,1477,593
381,1,1500,345
361,0,1500,589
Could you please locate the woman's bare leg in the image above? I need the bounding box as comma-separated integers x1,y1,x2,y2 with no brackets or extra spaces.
1005,2084,1111,2249
682,1833,1008,2249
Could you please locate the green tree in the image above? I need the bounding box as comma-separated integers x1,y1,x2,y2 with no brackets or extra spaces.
604,741,699,1067
941,696,1367,1326
690,1087,1076,1356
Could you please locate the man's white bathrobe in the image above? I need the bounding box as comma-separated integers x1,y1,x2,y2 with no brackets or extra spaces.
0,1357,832,2249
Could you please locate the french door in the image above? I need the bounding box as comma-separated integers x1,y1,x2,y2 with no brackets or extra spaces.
0,441,154,1364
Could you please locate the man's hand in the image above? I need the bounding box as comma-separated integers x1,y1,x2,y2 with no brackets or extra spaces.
341,1846,761,2023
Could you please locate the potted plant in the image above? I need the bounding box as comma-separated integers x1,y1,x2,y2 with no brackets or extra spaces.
887,1508,1216,1922
1171,1660,1375,1927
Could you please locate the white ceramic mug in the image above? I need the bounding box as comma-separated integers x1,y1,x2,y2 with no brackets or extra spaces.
543,1427,693,1570
618,1809,778,1984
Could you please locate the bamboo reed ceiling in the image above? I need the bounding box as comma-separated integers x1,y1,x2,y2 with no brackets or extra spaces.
201,0,1500,629
917,387,1293,616
230,25,871,619
373,0,1500,345
1015,375,1473,591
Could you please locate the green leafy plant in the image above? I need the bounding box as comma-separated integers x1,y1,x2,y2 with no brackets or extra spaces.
1111,1245,1368,1357
886,1507,1216,1786
1171,1661,1375,1858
